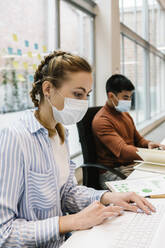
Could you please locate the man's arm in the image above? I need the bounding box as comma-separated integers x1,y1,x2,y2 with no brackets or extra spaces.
126,114,165,150
131,119,150,148
92,117,142,162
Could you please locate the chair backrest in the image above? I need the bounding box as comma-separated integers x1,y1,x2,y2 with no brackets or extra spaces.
77,106,102,164
76,106,102,189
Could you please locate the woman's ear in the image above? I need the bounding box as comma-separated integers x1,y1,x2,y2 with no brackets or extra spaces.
42,81,52,97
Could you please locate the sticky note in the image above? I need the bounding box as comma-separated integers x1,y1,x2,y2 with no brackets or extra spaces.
8,47,13,55
12,61,19,69
1,48,6,55
32,64,37,70
37,53,42,60
17,49,22,56
12,33,18,42
42,45,47,53
34,43,38,50
25,40,29,47
29,75,34,82
27,51,33,58
23,62,28,70
18,74,25,81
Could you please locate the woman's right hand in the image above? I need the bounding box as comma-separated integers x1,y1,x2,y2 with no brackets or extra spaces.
59,201,123,234
74,201,123,230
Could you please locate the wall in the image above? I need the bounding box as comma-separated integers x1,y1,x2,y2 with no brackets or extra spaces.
95,0,121,106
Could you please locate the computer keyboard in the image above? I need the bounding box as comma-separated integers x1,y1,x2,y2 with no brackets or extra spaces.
112,203,165,248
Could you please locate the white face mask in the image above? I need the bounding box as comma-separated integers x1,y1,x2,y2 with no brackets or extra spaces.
115,100,131,112
47,93,88,125
112,94,131,112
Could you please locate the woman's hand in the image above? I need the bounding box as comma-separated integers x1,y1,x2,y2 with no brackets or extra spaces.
74,201,123,230
59,201,123,234
100,192,156,215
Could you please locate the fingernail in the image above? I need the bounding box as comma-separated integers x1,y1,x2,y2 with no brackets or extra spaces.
120,210,124,214
114,213,119,216
137,208,144,213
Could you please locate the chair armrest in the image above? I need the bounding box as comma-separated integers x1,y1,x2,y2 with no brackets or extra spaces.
80,163,127,179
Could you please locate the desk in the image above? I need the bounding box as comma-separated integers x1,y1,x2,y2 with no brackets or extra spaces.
61,169,165,248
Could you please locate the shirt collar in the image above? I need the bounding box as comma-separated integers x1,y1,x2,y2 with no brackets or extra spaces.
104,101,121,115
20,109,48,135
20,109,69,137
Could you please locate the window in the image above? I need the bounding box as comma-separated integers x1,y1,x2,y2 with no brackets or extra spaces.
0,0,50,113
120,0,144,38
60,0,94,63
0,0,96,163
120,36,146,124
136,44,146,123
60,0,95,161
120,37,136,120
120,0,165,126
60,0,94,107
0,0,95,114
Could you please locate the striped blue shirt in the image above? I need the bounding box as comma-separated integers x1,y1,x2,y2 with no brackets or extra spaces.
0,110,106,247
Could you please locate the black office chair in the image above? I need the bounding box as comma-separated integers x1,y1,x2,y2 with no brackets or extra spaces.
76,106,126,190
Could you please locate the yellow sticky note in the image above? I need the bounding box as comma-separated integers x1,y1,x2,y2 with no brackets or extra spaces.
12,61,19,69
37,53,42,60
27,51,33,58
42,45,47,53
23,62,28,70
1,48,6,55
12,33,18,42
32,64,37,70
18,74,25,81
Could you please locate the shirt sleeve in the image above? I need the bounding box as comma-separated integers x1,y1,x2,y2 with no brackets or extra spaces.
126,114,149,148
134,127,150,148
93,117,142,162
61,162,107,214
0,127,60,247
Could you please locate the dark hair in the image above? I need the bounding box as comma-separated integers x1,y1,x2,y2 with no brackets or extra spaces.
106,74,135,94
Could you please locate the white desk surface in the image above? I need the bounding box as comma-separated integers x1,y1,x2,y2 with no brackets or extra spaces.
61,169,165,248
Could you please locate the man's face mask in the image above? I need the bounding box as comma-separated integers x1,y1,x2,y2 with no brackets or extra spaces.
111,94,131,113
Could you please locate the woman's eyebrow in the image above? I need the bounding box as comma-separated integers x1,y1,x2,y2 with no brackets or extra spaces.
74,87,92,94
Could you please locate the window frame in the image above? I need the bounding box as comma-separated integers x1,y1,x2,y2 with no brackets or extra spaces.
120,0,165,126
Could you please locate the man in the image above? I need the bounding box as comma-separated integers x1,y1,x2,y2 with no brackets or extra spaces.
92,74,165,189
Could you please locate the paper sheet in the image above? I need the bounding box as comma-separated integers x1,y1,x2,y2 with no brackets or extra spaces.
106,175,165,196
137,148,165,164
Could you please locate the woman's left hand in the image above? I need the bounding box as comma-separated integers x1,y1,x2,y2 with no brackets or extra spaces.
100,192,156,215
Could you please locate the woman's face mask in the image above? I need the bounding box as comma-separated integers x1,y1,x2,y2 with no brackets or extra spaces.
112,94,131,113
45,71,93,125
47,92,89,125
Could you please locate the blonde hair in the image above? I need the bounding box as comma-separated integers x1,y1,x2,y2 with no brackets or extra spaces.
30,50,92,142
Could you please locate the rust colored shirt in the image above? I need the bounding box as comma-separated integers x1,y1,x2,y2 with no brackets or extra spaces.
92,102,150,167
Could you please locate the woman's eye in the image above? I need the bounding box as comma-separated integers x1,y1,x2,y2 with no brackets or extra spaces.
73,92,83,98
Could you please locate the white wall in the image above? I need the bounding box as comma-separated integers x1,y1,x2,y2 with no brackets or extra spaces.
95,0,120,105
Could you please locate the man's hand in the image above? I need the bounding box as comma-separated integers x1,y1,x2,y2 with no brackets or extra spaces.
148,141,165,150
100,192,156,215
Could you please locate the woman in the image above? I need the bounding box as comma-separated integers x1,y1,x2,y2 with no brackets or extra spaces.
0,51,154,247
